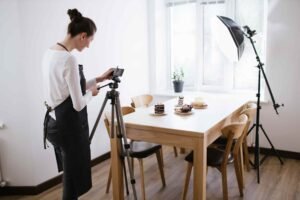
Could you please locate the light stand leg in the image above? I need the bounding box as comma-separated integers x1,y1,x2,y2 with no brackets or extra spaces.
254,123,260,183
259,125,284,165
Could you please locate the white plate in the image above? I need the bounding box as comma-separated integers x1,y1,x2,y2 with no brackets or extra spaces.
150,112,167,116
174,110,194,115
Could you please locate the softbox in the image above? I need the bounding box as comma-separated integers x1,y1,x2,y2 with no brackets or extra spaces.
212,16,245,62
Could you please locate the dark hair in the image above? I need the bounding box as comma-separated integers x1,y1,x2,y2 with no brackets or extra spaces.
67,9,97,37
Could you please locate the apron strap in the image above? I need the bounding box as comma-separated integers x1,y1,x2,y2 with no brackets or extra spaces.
43,101,53,149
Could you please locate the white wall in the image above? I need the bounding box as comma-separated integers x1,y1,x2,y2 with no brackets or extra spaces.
0,0,149,186
259,0,300,152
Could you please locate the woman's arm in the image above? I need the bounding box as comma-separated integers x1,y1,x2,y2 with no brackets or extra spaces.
86,68,114,90
65,56,95,111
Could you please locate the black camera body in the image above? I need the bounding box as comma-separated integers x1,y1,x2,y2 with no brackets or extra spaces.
112,67,124,83
112,67,124,77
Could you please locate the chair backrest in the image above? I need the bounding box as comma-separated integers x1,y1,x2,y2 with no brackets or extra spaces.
220,114,248,165
131,94,153,108
104,106,135,137
239,102,257,145
241,102,256,123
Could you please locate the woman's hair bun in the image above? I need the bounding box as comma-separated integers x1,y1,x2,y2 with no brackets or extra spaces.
67,9,83,21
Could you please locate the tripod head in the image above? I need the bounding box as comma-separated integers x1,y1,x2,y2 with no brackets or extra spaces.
97,67,124,90
97,80,119,90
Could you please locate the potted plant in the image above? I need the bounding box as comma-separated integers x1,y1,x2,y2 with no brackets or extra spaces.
172,68,184,93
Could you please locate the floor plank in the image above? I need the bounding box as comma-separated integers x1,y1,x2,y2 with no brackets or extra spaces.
1,147,300,200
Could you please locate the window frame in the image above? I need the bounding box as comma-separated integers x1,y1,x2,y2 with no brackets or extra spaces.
163,0,267,94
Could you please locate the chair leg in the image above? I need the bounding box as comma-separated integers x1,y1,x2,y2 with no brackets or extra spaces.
243,139,251,171
106,165,112,193
181,163,193,200
156,150,166,187
173,146,178,157
233,154,244,197
221,166,229,200
239,146,245,188
138,159,146,200
160,148,164,167
131,157,135,174
180,148,186,154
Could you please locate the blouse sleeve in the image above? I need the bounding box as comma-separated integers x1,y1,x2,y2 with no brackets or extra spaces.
86,78,97,90
64,55,93,111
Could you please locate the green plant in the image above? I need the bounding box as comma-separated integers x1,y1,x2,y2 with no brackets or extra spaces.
172,67,184,82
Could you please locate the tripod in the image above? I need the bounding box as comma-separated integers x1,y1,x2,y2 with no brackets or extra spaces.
89,80,138,200
244,26,284,183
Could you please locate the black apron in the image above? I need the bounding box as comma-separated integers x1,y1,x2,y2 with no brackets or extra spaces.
44,64,91,199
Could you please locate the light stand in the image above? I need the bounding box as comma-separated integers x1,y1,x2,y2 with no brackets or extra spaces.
243,26,284,183
214,16,284,184
89,76,138,199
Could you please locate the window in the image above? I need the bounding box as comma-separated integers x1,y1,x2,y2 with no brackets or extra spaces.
149,0,268,94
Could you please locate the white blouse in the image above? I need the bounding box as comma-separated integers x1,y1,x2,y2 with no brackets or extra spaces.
42,49,96,118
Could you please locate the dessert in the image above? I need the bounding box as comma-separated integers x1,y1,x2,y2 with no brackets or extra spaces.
180,104,193,113
154,103,165,114
192,97,207,108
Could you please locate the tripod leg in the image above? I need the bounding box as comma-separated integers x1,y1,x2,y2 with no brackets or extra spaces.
259,125,284,165
115,95,138,200
121,157,130,195
89,96,108,142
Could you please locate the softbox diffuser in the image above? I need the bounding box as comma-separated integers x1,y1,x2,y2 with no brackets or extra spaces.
212,16,245,62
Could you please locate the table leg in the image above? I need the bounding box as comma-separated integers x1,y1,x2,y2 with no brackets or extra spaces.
110,136,124,200
193,137,207,200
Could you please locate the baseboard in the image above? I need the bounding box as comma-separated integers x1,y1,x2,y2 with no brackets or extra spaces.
0,152,110,196
248,147,300,160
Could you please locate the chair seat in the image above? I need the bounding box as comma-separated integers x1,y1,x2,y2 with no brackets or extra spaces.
185,147,234,167
213,136,228,146
128,141,161,159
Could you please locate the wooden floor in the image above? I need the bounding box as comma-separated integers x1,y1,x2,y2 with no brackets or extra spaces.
1,147,300,200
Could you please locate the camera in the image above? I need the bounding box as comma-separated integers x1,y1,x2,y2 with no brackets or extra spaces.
112,67,124,78
111,67,124,83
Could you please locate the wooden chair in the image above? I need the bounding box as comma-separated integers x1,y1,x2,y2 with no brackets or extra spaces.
131,94,179,157
212,103,256,172
131,94,153,108
105,106,166,200
182,114,248,200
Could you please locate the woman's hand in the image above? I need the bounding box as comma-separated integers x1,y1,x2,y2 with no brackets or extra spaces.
96,68,114,83
90,85,99,96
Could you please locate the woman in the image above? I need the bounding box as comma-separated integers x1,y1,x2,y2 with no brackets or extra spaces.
42,8,113,200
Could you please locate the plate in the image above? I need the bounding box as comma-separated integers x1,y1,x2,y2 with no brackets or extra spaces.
174,110,194,115
150,112,167,116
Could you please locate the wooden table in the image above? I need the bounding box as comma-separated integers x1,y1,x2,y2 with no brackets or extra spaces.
110,95,248,200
